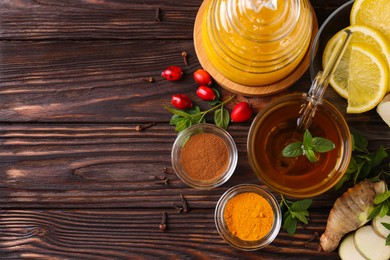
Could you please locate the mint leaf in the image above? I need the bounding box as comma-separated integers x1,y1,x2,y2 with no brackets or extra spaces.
382,222,390,231
214,107,230,130
305,148,317,163
294,212,309,225
281,195,312,235
303,129,313,151
368,204,383,220
351,131,368,152
312,137,335,153
283,215,298,235
374,191,390,204
290,199,312,211
282,142,303,157
379,202,390,217
370,146,388,168
283,129,335,164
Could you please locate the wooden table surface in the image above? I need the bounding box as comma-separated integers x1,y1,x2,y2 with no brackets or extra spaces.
1,0,389,259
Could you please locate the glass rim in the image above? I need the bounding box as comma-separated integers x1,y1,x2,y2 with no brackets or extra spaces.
214,184,282,251
171,123,238,190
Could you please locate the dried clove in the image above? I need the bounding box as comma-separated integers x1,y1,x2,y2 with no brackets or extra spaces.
162,166,174,175
154,176,169,186
154,8,161,22
159,212,167,231
135,122,156,132
141,77,155,83
181,51,189,66
180,194,189,213
304,232,319,249
172,203,183,213
305,232,319,243
171,195,190,213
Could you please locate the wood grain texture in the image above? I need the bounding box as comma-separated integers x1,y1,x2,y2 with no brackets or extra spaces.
0,209,337,259
0,124,348,209
0,0,350,40
0,0,388,258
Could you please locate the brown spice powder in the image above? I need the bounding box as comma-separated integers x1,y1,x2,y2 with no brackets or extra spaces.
180,133,229,181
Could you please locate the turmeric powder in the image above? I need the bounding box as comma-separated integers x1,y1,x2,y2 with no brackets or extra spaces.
224,192,274,241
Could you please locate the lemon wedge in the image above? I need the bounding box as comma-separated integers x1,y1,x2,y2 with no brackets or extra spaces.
346,43,388,113
351,0,390,41
323,25,390,97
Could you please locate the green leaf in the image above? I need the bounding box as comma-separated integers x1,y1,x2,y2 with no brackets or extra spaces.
282,142,303,157
290,199,313,211
294,212,309,224
283,215,298,235
190,114,206,126
351,131,368,152
169,114,183,125
214,108,230,130
382,222,390,231
379,202,390,217
368,204,383,220
305,148,317,163
386,234,390,246
374,191,390,204
186,106,201,115
208,88,221,106
335,173,351,190
303,129,313,150
346,157,358,174
163,105,191,118
371,146,388,168
312,137,335,153
358,162,371,180
301,210,310,217
175,118,191,132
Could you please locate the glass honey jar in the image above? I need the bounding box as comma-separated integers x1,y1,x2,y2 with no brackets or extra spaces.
201,0,314,87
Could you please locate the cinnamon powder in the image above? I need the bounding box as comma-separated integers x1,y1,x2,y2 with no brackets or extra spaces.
180,133,229,181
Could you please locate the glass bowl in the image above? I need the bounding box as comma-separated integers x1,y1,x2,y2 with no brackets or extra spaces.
214,184,281,251
171,123,238,190
310,0,354,80
247,93,352,198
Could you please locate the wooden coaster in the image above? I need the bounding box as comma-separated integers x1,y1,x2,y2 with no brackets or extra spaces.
193,0,318,96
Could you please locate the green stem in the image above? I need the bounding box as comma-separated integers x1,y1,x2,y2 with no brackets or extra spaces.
281,195,293,214
200,95,235,115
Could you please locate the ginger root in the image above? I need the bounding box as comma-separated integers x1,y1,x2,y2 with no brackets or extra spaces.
320,180,386,252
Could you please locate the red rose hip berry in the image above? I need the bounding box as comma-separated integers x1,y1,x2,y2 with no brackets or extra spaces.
171,94,193,109
196,86,216,101
231,102,252,122
193,69,212,86
161,66,183,81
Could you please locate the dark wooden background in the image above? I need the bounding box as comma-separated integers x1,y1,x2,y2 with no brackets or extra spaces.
1,0,389,259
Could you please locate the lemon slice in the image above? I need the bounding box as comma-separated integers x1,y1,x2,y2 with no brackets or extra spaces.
347,43,388,113
323,25,390,97
351,0,390,41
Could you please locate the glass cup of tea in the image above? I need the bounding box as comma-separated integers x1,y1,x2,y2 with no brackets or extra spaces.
247,30,353,198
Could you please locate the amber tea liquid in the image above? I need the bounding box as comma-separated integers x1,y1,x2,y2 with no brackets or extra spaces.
249,94,351,197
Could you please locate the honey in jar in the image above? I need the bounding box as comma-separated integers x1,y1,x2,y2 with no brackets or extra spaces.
201,0,314,86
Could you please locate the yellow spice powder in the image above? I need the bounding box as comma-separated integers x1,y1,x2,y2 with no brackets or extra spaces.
224,192,274,241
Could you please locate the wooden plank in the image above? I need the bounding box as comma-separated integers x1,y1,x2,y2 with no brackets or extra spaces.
0,208,337,258
1,39,389,131
0,0,200,40
0,123,352,209
0,0,350,40
0,40,200,122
